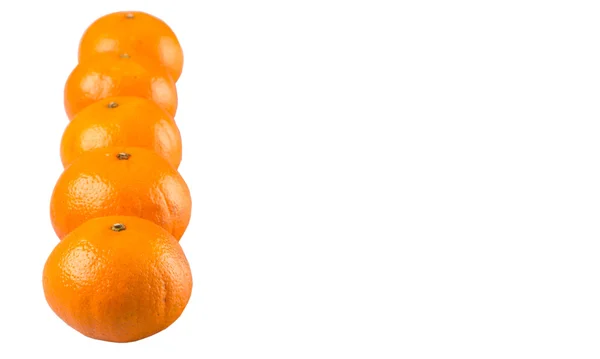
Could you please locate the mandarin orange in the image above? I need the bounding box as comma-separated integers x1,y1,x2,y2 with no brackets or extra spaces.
50,147,191,240
64,53,177,120
60,96,182,168
43,215,193,343
78,11,184,82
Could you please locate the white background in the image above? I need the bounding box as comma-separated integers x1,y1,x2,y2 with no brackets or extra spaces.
0,0,598,357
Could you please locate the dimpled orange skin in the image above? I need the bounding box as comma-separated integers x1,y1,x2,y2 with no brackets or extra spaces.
60,96,182,169
78,11,183,82
64,53,177,120
50,147,191,240
42,215,193,343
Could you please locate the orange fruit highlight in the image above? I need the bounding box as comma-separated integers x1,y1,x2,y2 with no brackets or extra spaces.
78,11,184,82
50,147,192,240
60,96,182,169
64,53,177,120
43,215,193,343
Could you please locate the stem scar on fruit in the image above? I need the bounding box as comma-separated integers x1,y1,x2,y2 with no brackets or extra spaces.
111,223,126,232
107,101,119,108
119,53,131,59
125,13,135,19
117,153,131,160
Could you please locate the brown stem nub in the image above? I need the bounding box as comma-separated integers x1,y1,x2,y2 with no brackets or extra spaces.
125,13,135,19
117,152,131,160
111,223,126,232
119,53,131,59
107,102,119,109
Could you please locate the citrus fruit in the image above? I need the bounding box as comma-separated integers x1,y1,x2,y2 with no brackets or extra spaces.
64,52,177,120
60,96,182,169
43,215,193,343
78,11,184,82
50,146,192,240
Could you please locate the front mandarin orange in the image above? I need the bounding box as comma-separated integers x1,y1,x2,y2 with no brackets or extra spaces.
43,215,193,343
64,53,177,120
78,10,184,82
60,96,182,169
50,146,192,240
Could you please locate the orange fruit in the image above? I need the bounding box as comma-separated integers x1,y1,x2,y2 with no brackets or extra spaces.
64,52,177,120
78,11,184,82
43,215,193,343
50,146,191,240
60,96,182,169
